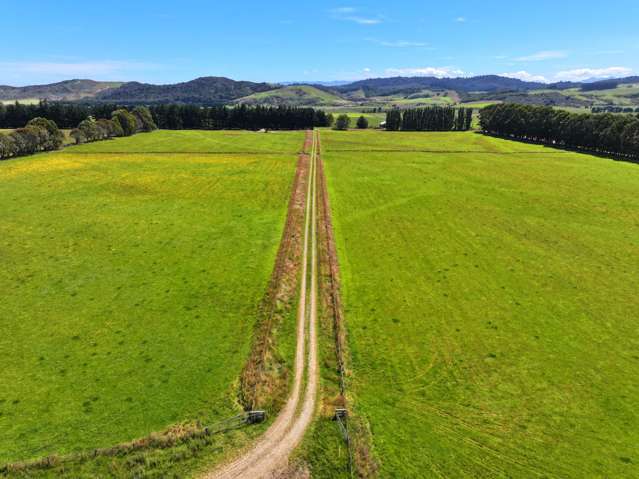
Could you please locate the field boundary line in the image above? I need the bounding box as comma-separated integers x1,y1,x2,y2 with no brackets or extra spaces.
60,150,300,155
0,412,263,475
325,149,572,155
316,132,348,396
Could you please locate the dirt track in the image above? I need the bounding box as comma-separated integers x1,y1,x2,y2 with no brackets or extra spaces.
204,131,320,479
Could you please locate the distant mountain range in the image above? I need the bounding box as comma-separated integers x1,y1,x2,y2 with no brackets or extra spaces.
0,79,123,102
94,77,274,104
335,75,550,96
2,75,639,109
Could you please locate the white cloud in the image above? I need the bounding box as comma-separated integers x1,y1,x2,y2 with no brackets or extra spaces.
351,17,381,25
332,7,355,13
368,39,430,48
516,50,568,62
500,71,550,83
384,66,465,78
455,17,466,23
330,7,382,25
554,66,633,81
363,68,371,73
0,60,160,79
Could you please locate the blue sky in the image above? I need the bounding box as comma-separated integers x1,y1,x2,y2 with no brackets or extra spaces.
1,0,638,85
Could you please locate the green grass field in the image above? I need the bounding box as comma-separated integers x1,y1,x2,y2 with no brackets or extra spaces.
321,130,639,477
235,85,349,107
390,95,456,106
0,130,303,464
335,112,386,129
529,84,639,108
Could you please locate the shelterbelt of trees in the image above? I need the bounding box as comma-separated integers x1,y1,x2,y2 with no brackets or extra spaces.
0,101,332,131
148,104,331,130
0,117,64,159
70,107,157,144
480,103,639,158
385,107,474,131
0,107,157,160
0,101,121,129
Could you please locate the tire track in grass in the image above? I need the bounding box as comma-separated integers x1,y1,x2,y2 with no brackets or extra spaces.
205,131,319,479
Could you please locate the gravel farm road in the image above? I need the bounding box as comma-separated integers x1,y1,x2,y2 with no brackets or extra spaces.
204,130,320,479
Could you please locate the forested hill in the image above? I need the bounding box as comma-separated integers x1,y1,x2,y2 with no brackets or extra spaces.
2,75,639,108
0,79,122,101
335,75,549,97
94,77,275,105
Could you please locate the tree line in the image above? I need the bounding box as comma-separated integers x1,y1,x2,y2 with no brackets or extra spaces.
0,101,332,131
149,104,331,130
480,103,639,158
591,106,639,114
0,106,157,160
70,107,157,144
0,101,121,129
385,107,473,131
0,118,65,160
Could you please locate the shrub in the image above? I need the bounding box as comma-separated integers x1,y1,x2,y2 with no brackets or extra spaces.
0,133,17,159
335,114,351,131
96,119,122,138
26,117,64,150
78,117,101,142
70,128,87,145
12,127,41,155
356,116,369,129
112,109,138,136
132,106,158,132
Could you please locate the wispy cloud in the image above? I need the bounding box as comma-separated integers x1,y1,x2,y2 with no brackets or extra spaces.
516,50,568,62
367,39,431,48
330,7,383,25
455,17,466,23
384,66,465,78
500,71,550,83
554,66,633,82
0,60,161,79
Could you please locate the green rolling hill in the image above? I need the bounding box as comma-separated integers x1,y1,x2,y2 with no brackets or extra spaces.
234,85,349,107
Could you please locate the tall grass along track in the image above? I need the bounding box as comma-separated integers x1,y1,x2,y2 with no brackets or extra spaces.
206,131,320,478
316,131,347,396
239,131,313,411
310,133,379,477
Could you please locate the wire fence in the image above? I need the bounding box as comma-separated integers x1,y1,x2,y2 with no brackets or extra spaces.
1,410,266,475
316,131,354,478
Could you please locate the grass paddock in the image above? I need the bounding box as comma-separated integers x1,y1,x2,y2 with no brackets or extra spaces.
0,130,303,463
321,130,639,478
